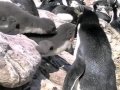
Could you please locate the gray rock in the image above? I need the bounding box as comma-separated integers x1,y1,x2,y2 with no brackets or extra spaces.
0,32,41,88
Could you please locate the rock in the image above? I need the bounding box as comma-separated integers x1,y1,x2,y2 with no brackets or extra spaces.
39,51,75,86
41,77,62,90
38,9,68,28
0,32,41,88
21,66,62,90
49,69,66,85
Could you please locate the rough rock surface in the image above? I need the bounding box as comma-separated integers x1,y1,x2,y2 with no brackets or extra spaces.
38,9,69,28
0,32,41,88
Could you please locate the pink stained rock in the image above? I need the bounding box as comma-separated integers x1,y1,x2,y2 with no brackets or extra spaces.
38,9,68,28
0,32,41,88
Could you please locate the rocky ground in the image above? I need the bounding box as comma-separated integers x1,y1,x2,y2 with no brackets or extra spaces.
104,25,120,90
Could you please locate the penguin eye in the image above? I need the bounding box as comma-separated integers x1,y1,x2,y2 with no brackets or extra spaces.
16,24,20,29
49,46,54,50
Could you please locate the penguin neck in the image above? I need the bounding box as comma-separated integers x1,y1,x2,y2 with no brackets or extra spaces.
110,6,118,23
113,6,118,20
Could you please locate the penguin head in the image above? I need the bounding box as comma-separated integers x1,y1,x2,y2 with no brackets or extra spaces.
36,23,76,57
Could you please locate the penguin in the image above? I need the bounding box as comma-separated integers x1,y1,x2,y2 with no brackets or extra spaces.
63,10,117,90
52,5,78,24
11,0,39,16
36,23,76,57
110,0,120,33
0,1,56,35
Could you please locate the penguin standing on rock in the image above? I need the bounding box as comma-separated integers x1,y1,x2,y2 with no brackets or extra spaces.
63,10,117,90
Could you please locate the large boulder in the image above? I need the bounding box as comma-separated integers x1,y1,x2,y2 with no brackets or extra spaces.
0,32,41,88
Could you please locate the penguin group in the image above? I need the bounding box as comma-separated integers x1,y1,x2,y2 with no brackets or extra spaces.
0,0,118,90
